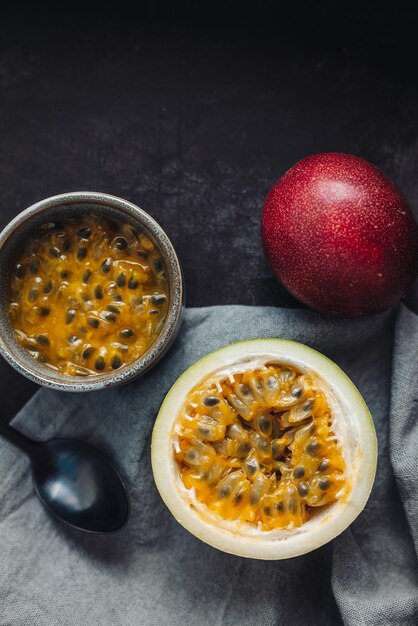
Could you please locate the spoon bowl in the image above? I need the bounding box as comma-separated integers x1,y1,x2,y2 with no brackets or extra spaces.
32,439,130,533
0,421,130,533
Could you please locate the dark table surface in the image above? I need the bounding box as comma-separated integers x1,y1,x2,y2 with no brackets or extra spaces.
1,3,417,420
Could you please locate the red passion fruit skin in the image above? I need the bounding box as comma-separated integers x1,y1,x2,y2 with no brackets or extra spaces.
261,153,418,316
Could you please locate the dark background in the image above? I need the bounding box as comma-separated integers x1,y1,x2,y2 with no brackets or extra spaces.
1,1,417,419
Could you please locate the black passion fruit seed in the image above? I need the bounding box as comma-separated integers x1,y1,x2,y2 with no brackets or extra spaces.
15,264,25,278
43,280,53,294
101,258,112,274
77,247,88,261
77,227,92,239
82,269,92,284
293,466,305,478
116,273,126,287
110,355,122,369
204,396,220,407
95,356,106,371
66,310,76,324
119,328,134,339
82,345,95,360
114,237,128,250
128,277,139,289
87,317,100,329
318,458,330,472
151,294,166,305
94,285,104,300
37,334,50,346
153,259,163,273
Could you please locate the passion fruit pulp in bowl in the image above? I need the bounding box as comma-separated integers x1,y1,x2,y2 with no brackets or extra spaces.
151,339,377,560
8,215,169,377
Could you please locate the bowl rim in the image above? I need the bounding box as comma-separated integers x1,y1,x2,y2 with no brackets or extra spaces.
0,191,184,391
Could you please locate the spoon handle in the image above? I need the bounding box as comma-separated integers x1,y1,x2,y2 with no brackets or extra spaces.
0,419,38,456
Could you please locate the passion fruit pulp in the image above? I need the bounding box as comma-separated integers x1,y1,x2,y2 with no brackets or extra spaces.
173,363,347,532
151,339,377,560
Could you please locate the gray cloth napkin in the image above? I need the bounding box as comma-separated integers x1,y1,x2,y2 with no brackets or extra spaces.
1,304,417,626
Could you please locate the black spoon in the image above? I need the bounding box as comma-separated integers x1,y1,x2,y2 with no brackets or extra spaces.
0,420,130,533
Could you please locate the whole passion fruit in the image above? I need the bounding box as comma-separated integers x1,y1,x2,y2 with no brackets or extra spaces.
151,339,377,559
261,153,418,316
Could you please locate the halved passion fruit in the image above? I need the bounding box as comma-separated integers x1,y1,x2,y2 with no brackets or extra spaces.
151,339,377,559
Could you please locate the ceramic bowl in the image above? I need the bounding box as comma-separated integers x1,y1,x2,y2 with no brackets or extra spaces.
0,192,184,391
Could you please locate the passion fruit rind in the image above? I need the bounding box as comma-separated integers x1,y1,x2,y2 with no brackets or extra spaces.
152,339,377,560
174,363,347,532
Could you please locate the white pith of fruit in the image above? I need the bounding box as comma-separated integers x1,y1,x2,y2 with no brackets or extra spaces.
151,339,377,560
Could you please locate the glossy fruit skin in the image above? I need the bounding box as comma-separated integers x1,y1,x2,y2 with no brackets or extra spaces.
261,153,418,316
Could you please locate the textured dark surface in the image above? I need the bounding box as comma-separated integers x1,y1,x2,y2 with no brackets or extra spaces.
0,3,417,418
